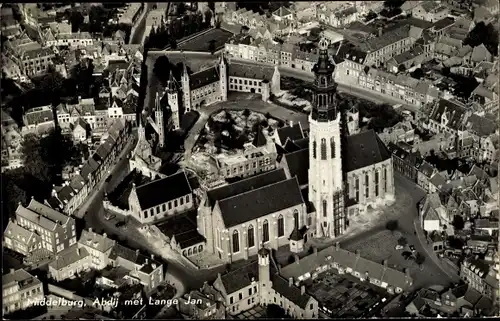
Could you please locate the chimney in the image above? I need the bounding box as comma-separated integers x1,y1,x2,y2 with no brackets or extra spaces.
301,285,305,295
76,247,80,256
146,258,149,265
313,247,318,255
136,249,140,256
378,27,383,37
78,96,82,103
335,242,340,250
289,120,293,127
289,277,293,287
103,233,107,238
151,254,155,260
355,249,361,258
217,273,221,280
404,268,410,276
383,260,388,267
294,255,300,264
9,268,15,274
89,227,93,233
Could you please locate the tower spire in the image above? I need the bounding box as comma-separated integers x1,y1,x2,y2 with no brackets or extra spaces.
167,70,177,91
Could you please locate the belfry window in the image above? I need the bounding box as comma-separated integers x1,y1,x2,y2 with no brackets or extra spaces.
330,138,335,158
323,200,327,217
321,139,327,160
313,141,317,159
232,230,239,253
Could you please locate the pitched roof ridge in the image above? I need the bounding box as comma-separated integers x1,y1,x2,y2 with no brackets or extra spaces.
210,168,284,192
136,170,185,190
218,177,294,203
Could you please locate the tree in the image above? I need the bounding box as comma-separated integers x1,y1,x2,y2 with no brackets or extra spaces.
169,38,178,50
365,10,378,22
464,21,498,56
266,304,288,318
153,56,171,86
204,10,213,27
383,0,405,10
415,252,425,267
386,220,398,233
21,134,51,183
176,3,186,16
208,40,216,55
410,68,424,79
398,236,407,246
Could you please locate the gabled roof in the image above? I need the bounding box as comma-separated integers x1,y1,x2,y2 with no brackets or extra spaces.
344,130,391,171
273,6,293,17
189,66,220,90
206,168,287,208
135,171,192,210
252,129,267,147
429,99,468,130
271,274,312,309
277,123,304,145
284,148,309,186
228,63,275,81
79,229,115,253
49,247,90,270
217,177,304,228
220,261,259,294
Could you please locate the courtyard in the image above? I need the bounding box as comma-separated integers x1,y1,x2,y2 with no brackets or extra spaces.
306,270,392,318
178,28,234,52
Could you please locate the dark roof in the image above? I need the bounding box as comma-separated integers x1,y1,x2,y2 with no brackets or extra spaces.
277,123,304,145
190,66,220,90
220,262,259,294
293,137,309,150
430,99,468,130
107,60,129,73
283,139,302,153
228,63,275,81
451,284,468,298
252,129,267,147
217,177,304,228
345,130,391,171
135,171,192,210
284,148,309,186
271,274,312,309
206,168,287,208
334,42,367,64
173,230,205,249
432,17,455,31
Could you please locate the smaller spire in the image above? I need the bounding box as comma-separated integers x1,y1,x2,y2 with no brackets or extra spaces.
168,70,177,91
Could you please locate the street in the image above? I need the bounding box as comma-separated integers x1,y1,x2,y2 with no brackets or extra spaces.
129,2,154,45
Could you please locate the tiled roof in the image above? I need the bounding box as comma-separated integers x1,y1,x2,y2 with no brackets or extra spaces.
25,198,70,225
220,261,259,294
284,148,309,186
109,243,162,274
273,6,293,17
465,114,497,137
217,177,304,228
173,230,206,249
431,17,455,31
392,46,424,64
271,274,312,309
206,168,286,208
24,106,54,125
79,229,116,253
3,269,41,290
361,25,412,52
135,171,192,210
228,62,275,81
419,162,435,177
49,247,90,270
4,221,36,245
190,66,220,90
344,130,391,171
277,123,304,144
429,99,468,130
280,244,412,290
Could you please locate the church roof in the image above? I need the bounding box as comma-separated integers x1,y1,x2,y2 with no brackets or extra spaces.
344,130,391,171
135,171,192,210
217,177,304,228
206,168,286,208
190,66,220,90
284,148,309,186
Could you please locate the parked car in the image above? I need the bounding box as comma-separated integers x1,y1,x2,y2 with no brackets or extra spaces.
409,245,416,253
395,245,404,250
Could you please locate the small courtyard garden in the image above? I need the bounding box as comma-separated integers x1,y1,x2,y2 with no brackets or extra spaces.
195,109,283,154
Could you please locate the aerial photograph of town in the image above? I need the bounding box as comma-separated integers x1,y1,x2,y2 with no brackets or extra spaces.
1,1,499,319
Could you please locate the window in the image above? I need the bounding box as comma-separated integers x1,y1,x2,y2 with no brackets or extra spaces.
249,288,252,296
323,200,327,217
180,197,184,205
330,138,335,158
186,194,190,203
232,230,239,253
168,202,172,210
365,173,369,198
355,178,359,202
174,199,178,207
230,297,234,304
375,170,380,197
239,293,243,300
313,141,317,158
293,210,299,229
384,167,388,192
277,215,284,237
248,225,255,248
321,138,327,160
263,220,269,242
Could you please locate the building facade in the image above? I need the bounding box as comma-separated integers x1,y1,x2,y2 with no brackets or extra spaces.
3,269,44,315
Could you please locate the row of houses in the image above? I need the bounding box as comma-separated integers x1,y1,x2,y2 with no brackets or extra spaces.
47,118,130,215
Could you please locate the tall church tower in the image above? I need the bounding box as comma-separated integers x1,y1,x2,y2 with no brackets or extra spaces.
257,246,271,304
154,91,166,148
219,53,228,102
308,36,346,239
167,71,181,130
181,63,192,112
